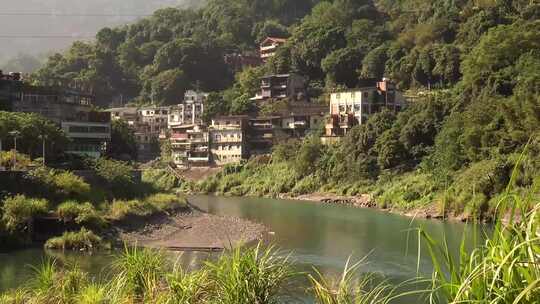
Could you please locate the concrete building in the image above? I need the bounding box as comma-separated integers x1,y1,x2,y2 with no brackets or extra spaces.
169,125,210,168
209,116,248,166
325,78,406,137
260,37,287,61
109,107,139,126
247,116,282,155
61,111,111,158
168,90,207,127
5,74,111,158
251,74,307,101
279,103,326,137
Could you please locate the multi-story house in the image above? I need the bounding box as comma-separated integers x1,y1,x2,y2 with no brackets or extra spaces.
169,125,210,168
325,78,406,137
61,111,111,158
168,90,207,128
280,104,326,137
186,126,210,167
247,116,282,155
209,116,248,166
260,37,287,61
251,74,307,101
8,76,111,158
132,106,170,162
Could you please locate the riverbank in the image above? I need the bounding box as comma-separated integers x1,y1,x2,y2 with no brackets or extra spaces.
280,192,458,221
115,207,267,250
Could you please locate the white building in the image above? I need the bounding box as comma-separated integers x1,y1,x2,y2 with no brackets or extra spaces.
168,90,207,128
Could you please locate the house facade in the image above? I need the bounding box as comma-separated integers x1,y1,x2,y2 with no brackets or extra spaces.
168,90,206,127
209,116,248,166
325,78,406,137
251,74,307,101
260,37,287,61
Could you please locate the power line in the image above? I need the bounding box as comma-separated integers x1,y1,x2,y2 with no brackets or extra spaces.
0,13,151,17
0,35,95,39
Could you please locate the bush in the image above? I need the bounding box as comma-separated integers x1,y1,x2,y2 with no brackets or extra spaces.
142,169,181,192
53,171,91,199
44,228,106,251
56,201,105,229
145,193,186,212
1,195,49,232
0,151,32,170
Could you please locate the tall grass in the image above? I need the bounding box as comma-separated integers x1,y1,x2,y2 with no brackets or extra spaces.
422,151,540,303
205,244,295,304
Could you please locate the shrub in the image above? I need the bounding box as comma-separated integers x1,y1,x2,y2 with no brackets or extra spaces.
145,193,186,212
53,171,91,198
1,195,49,231
0,151,32,170
142,169,181,192
44,228,106,251
56,201,106,229
108,199,155,221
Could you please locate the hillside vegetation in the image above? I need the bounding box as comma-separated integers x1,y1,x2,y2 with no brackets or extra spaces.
32,0,540,217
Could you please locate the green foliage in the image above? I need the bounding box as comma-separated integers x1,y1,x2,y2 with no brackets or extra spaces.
0,151,32,170
56,201,105,229
44,228,106,251
94,158,135,198
108,119,137,161
142,169,182,192
205,244,294,304
424,187,540,303
0,111,67,159
1,195,48,232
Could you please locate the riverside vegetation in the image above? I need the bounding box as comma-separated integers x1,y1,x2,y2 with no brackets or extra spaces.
1,187,538,304
9,0,539,218
0,157,185,250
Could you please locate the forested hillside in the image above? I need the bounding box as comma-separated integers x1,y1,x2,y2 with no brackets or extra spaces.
33,0,540,217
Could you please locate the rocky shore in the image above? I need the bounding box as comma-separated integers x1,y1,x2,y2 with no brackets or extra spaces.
280,192,472,222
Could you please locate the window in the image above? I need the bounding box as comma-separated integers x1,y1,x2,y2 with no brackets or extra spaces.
363,92,369,98
336,93,340,99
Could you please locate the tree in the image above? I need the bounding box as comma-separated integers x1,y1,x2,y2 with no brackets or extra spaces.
107,120,137,161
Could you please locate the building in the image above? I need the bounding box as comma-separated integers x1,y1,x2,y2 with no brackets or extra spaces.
260,37,287,61
186,126,210,167
61,111,111,158
135,106,170,162
251,74,307,101
325,78,406,137
7,76,111,158
108,107,139,126
0,71,22,111
168,90,207,128
209,116,248,166
280,103,326,137
247,116,282,155
169,125,210,168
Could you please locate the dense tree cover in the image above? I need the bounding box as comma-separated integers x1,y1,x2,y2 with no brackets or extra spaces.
107,120,138,161
32,0,540,215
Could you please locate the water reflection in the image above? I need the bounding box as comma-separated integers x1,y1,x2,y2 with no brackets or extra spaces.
1,194,482,302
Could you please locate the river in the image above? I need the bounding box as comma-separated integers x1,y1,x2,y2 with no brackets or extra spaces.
0,195,482,301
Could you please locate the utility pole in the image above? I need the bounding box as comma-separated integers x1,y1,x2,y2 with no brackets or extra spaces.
9,130,20,169
39,134,47,166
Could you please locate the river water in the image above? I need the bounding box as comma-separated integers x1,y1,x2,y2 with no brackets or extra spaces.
0,195,482,301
